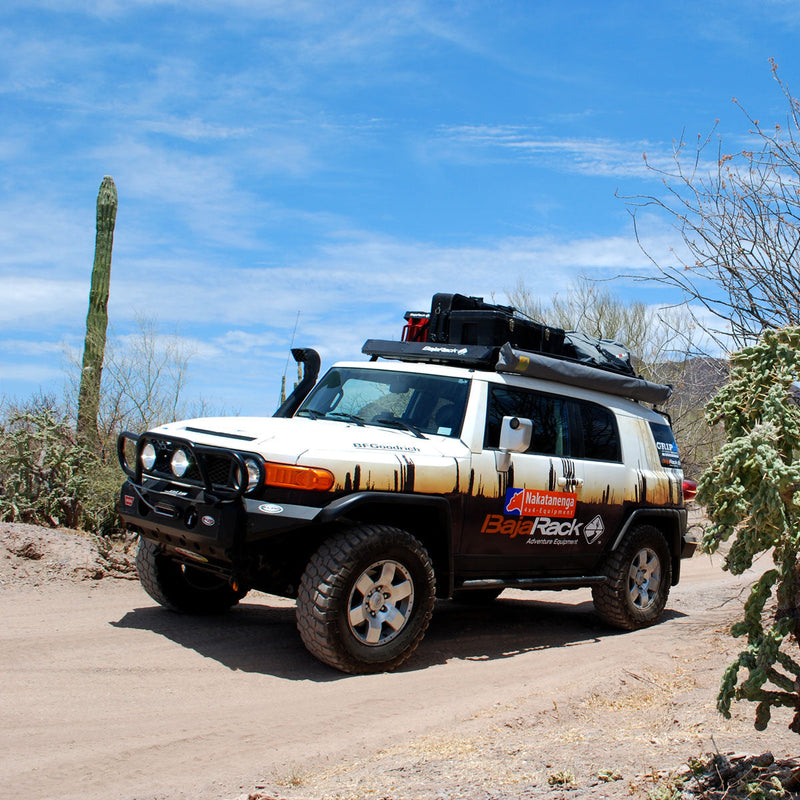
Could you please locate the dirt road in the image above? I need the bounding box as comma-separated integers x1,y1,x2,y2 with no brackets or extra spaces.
1,526,798,800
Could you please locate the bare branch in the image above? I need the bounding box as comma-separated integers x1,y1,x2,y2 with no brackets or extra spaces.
624,68,800,347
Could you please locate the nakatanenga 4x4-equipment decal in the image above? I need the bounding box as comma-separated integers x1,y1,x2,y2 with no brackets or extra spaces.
504,488,577,518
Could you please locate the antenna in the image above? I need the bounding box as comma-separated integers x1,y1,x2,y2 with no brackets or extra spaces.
280,311,301,403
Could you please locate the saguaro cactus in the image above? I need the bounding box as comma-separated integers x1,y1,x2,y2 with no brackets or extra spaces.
76,176,117,446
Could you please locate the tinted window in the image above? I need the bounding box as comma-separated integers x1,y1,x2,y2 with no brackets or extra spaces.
485,386,567,456
485,385,621,463
575,400,621,462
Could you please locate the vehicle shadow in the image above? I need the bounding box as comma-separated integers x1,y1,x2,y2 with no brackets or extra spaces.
111,593,686,682
416,595,686,669
111,601,336,682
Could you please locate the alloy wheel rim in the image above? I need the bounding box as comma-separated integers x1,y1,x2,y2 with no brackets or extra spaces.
347,559,415,646
627,547,661,610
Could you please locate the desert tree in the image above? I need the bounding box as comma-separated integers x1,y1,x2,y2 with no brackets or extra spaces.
508,276,723,476
627,60,800,348
98,316,196,436
627,62,800,732
66,315,211,440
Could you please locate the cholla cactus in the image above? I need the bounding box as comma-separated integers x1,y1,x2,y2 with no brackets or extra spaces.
77,176,117,446
698,327,800,732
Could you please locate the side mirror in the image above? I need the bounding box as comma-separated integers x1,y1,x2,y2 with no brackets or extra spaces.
496,416,532,473
499,416,533,453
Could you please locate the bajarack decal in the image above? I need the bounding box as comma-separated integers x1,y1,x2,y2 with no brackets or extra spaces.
422,345,468,355
481,512,605,545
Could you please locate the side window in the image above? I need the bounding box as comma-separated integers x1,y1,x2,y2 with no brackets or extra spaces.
573,400,621,462
485,385,567,455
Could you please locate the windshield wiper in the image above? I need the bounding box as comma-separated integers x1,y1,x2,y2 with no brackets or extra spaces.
296,408,324,419
325,411,366,426
374,416,427,439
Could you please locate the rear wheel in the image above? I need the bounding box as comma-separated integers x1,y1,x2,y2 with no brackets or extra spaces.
592,525,671,630
296,524,435,674
135,537,246,614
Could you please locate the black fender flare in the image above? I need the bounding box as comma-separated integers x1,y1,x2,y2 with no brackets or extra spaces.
317,491,455,596
609,507,689,585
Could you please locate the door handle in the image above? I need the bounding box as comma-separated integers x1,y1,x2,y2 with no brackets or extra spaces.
557,477,584,488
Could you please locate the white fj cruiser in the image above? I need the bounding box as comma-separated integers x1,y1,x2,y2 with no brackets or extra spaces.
117,293,697,673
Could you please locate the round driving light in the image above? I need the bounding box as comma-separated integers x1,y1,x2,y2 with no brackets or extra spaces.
244,458,261,491
171,449,190,478
141,443,157,471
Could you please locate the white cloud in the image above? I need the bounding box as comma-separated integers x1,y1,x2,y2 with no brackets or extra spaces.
437,124,661,178
87,227,668,332
0,220,693,413
0,339,72,357
0,196,93,270
0,277,87,326
140,117,250,142
0,361,64,384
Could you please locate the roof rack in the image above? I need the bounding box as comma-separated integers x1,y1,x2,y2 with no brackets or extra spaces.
361,339,672,404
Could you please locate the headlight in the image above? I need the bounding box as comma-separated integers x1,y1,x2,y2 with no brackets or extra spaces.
171,449,190,478
141,443,157,471
242,457,261,492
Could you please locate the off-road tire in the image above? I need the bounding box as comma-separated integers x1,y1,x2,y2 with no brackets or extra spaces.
296,524,435,674
592,525,671,630
135,537,246,614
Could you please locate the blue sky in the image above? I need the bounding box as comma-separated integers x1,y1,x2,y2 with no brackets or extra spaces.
2,0,800,417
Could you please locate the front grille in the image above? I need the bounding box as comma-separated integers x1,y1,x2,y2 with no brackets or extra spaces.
184,453,233,485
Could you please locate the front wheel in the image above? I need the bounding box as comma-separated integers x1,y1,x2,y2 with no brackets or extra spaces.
592,525,671,630
296,525,435,674
135,537,246,614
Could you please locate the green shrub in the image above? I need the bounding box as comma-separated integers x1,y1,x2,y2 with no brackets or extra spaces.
0,400,120,535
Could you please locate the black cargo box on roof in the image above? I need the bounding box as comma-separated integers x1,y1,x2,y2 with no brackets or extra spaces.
366,291,672,404
495,344,672,405
426,292,565,355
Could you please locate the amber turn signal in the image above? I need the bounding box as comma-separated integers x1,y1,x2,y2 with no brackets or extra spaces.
264,462,335,491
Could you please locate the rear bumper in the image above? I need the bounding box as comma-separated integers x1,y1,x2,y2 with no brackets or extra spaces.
681,535,699,560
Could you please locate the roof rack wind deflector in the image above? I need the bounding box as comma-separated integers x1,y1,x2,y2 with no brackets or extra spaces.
362,339,498,368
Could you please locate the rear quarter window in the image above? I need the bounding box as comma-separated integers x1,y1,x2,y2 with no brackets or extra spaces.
573,400,622,462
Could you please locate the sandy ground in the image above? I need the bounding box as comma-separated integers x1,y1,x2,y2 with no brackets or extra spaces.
1,518,799,800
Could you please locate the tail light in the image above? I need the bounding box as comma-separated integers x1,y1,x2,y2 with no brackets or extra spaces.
682,479,698,501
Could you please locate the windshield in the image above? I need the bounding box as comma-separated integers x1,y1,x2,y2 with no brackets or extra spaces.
297,367,471,438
